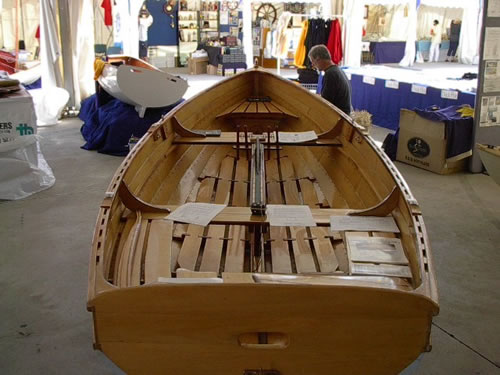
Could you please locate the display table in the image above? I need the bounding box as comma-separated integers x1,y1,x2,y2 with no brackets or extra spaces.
369,41,406,64
0,87,36,143
200,44,247,75
416,40,451,62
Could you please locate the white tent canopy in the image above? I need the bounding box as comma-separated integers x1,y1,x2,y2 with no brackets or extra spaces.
419,0,480,65
343,0,481,67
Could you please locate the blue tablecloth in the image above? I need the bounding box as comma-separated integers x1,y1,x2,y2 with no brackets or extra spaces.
369,41,406,64
416,40,450,52
349,73,476,130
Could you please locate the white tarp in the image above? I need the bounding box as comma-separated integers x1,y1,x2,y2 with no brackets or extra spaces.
0,135,55,200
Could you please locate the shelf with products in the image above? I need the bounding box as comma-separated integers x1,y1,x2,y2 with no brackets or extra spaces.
178,9,200,67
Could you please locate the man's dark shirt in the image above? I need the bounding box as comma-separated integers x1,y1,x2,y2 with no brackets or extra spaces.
321,65,352,115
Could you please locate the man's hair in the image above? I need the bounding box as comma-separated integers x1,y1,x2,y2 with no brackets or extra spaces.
433,19,439,25
308,45,331,61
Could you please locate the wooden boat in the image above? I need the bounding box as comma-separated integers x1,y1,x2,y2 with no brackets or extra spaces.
477,143,500,186
87,68,439,375
97,55,188,117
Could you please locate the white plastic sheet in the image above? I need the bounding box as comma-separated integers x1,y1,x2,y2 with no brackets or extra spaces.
29,87,69,126
0,135,55,200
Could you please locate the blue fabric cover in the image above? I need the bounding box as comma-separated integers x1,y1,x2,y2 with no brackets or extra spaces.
414,105,473,158
369,41,406,64
24,78,41,90
349,73,476,130
80,90,183,156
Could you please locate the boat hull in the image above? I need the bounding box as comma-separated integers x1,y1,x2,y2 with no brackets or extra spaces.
97,56,187,114
88,68,439,374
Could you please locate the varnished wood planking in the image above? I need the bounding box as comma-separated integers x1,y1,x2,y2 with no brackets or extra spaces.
130,219,149,286
88,70,437,375
310,227,339,272
90,283,437,375
199,225,226,272
224,157,248,272
224,225,246,272
144,220,173,283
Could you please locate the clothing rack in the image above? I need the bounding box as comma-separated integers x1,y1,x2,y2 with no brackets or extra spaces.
276,14,344,75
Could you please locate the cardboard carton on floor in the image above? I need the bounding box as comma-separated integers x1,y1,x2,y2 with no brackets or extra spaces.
188,56,208,75
207,64,218,75
396,109,469,174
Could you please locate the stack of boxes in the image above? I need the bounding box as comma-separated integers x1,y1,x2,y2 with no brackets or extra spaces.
221,47,246,64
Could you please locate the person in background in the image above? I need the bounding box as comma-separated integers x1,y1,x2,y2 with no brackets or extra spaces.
308,44,352,115
429,19,442,63
138,5,153,61
446,19,462,62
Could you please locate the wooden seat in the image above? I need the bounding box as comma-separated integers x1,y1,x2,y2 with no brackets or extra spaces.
216,97,299,121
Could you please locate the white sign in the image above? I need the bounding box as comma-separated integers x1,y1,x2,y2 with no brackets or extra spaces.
479,96,500,127
166,203,226,226
385,80,399,89
411,84,427,95
330,215,400,233
483,60,500,92
220,11,229,25
266,205,316,227
278,131,317,143
441,90,458,100
362,76,376,85
484,28,500,60
0,89,37,143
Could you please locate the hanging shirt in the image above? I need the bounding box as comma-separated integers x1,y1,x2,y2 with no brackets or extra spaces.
138,15,153,42
101,0,113,27
294,20,308,68
327,19,342,65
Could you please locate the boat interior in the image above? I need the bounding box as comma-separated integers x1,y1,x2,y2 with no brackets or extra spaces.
90,70,435,302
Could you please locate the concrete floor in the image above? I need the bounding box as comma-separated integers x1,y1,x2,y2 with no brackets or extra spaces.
1,73,499,374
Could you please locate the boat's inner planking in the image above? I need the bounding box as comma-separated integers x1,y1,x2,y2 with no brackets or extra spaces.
104,137,410,290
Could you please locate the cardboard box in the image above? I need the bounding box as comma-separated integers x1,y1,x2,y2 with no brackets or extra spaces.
207,64,218,75
188,56,208,75
396,109,469,174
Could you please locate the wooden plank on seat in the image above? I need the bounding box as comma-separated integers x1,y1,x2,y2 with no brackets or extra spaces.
269,226,292,273
290,227,317,273
144,219,173,283
225,225,246,272
280,156,301,205
266,157,292,273
214,155,235,204
199,225,226,272
177,224,204,271
224,157,248,272
176,174,216,271
310,227,338,272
